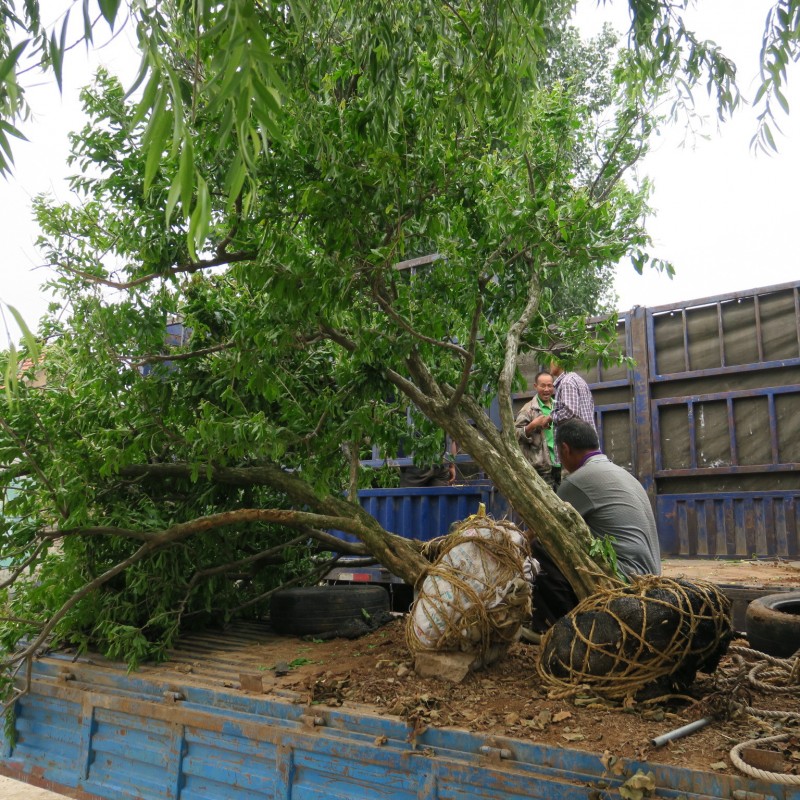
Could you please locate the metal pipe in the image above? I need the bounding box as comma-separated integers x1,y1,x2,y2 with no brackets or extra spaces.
651,716,714,748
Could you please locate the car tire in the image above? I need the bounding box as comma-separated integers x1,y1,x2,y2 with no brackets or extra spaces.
744,591,800,658
270,585,390,636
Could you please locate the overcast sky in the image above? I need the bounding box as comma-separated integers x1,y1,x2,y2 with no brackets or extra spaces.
1,1,798,343
596,0,800,310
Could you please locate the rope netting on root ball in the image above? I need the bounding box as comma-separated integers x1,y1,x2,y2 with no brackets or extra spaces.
536,576,735,701
406,514,532,673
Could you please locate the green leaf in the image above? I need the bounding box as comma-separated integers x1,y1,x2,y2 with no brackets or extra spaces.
96,0,122,28
131,71,161,127
142,94,172,193
3,342,18,405
164,65,185,156
165,174,182,226
82,0,94,42
0,41,29,86
774,85,790,115
223,156,246,207
178,136,194,212
5,304,40,365
56,10,71,91
0,131,13,164
188,175,210,259
763,122,777,152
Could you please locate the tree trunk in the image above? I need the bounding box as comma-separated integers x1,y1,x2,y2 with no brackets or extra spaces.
419,407,615,600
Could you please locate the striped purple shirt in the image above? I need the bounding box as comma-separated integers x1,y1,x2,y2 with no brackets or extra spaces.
552,371,596,431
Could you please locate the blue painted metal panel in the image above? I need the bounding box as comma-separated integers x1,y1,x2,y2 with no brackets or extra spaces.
658,491,800,558
2,651,798,800
332,484,495,545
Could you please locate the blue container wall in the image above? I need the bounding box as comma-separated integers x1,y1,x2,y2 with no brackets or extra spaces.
332,484,498,545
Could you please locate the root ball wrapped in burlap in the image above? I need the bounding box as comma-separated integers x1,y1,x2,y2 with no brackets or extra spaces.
406,517,532,668
537,576,734,700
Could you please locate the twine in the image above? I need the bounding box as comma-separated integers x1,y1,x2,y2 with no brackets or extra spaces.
536,576,732,701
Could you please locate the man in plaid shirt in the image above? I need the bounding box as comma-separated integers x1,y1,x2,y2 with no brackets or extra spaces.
549,360,596,432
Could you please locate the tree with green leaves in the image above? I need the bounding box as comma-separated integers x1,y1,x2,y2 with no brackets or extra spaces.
1,0,797,186
0,0,795,690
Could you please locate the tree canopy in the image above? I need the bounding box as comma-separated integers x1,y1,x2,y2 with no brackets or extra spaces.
0,0,797,693
0,1,798,214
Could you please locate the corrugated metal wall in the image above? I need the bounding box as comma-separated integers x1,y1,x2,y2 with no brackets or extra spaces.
514,279,800,559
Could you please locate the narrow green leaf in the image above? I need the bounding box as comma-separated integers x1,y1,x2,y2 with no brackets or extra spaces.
4,343,18,405
0,120,28,141
52,10,71,92
142,93,171,192
50,32,63,92
82,0,93,42
0,131,13,163
763,122,777,152
0,41,29,86
774,85,790,115
165,175,182,226
131,71,161,126
96,0,122,28
6,305,40,365
188,176,210,260
252,76,282,116
223,156,246,208
164,65,185,156
125,56,151,101
178,136,194,212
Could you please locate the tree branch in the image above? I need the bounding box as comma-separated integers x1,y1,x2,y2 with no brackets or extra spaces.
0,538,53,591
118,461,428,584
445,291,483,412
497,269,542,442
131,342,233,367
589,112,645,204
44,526,152,542
57,250,258,291
0,417,69,519
222,553,344,616
370,281,469,358
171,533,309,629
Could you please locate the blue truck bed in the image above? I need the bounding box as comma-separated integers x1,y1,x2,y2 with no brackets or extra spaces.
2,624,797,800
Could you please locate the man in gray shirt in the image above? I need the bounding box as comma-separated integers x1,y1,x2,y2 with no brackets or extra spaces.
556,419,661,577
526,418,661,635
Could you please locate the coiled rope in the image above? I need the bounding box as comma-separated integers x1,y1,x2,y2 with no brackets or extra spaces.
715,644,800,785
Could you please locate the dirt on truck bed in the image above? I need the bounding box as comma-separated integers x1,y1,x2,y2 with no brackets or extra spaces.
661,557,800,589
137,584,800,783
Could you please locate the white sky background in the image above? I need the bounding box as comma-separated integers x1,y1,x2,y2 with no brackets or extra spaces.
578,0,800,310
1,1,798,343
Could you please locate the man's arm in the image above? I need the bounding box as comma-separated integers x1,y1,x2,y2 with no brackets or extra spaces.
516,399,551,444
